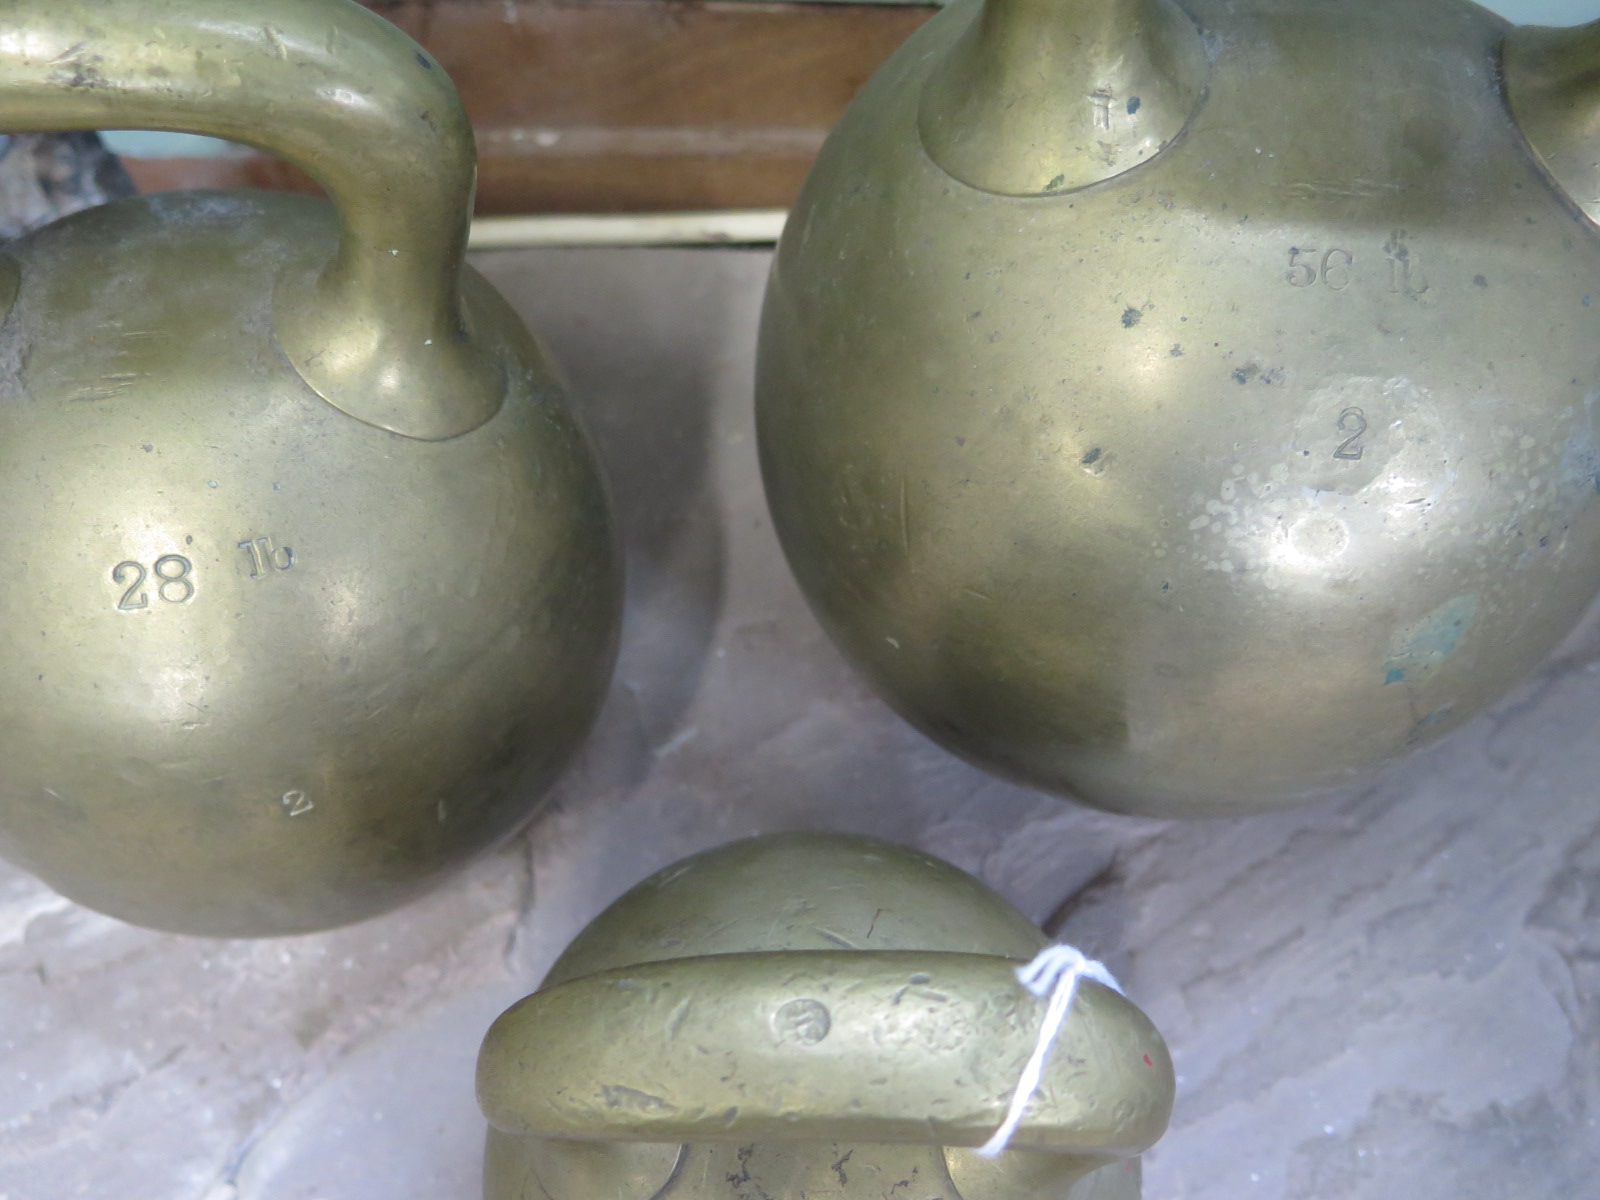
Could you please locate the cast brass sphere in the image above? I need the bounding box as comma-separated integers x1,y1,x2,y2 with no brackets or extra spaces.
757,0,1600,817
477,833,1173,1200
0,0,621,934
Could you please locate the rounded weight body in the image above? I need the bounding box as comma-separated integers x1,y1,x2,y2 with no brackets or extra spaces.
0,192,619,934
757,0,1600,816
0,0,621,934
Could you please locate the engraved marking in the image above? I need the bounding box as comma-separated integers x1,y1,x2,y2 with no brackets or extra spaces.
113,561,148,611
1284,179,1402,200
1286,247,1354,289
1287,247,1316,287
1386,232,1429,294
773,998,831,1045
1334,407,1368,461
114,556,194,609
153,555,194,604
238,535,295,579
1090,87,1114,130
1321,249,1353,290
46,41,90,68
598,1084,672,1111
73,373,141,403
281,789,314,816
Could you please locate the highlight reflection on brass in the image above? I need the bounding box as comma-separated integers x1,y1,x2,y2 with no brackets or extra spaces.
757,0,1600,816
477,834,1172,1200
0,0,621,935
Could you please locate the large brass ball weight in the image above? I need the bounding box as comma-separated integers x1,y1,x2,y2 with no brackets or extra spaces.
756,0,1600,816
477,833,1174,1200
0,0,622,934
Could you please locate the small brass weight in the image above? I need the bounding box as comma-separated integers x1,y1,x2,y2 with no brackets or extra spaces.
757,0,1600,816
477,834,1174,1200
0,0,621,934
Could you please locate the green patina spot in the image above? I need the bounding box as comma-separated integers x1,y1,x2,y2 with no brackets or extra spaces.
1383,593,1479,684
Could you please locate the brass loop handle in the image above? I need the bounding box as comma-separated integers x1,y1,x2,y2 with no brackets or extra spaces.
0,0,500,439
477,950,1173,1157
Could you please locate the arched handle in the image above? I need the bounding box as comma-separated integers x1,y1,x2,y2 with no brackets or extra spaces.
0,0,499,439
476,951,1173,1157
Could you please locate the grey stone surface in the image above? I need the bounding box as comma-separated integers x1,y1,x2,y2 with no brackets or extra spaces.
1,246,1597,1199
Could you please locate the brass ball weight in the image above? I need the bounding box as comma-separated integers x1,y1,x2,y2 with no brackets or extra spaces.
757,0,1600,816
477,833,1174,1200
0,1,621,934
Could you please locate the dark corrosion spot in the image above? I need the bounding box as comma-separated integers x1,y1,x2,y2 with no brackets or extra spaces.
1121,306,1143,328
1081,447,1103,466
1127,96,1142,114
416,51,433,69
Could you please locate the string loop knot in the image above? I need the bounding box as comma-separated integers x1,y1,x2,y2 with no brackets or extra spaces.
976,944,1123,1158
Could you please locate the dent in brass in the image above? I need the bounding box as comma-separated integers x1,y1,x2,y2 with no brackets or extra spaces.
476,833,1173,1200
0,0,621,935
757,0,1600,817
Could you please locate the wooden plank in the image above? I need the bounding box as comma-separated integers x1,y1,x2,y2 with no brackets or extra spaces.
119,0,934,214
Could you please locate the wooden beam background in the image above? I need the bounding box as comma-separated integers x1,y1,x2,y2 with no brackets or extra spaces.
121,0,933,214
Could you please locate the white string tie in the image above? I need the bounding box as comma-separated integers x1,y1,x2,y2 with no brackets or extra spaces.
976,943,1123,1158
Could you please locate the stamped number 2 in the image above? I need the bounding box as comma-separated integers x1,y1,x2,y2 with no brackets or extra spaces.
1334,407,1369,461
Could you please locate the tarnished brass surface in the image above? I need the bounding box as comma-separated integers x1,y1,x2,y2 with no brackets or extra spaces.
1505,21,1600,226
757,0,1600,817
918,0,1207,196
477,833,1173,1200
0,0,621,934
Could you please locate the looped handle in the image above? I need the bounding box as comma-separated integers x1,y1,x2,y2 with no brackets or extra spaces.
0,0,499,439
476,950,1174,1157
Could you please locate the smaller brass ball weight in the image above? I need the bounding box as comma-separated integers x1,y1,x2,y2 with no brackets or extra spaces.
476,833,1174,1200
756,0,1600,817
0,0,621,934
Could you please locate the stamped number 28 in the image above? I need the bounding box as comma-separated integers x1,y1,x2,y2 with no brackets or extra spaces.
112,555,195,611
